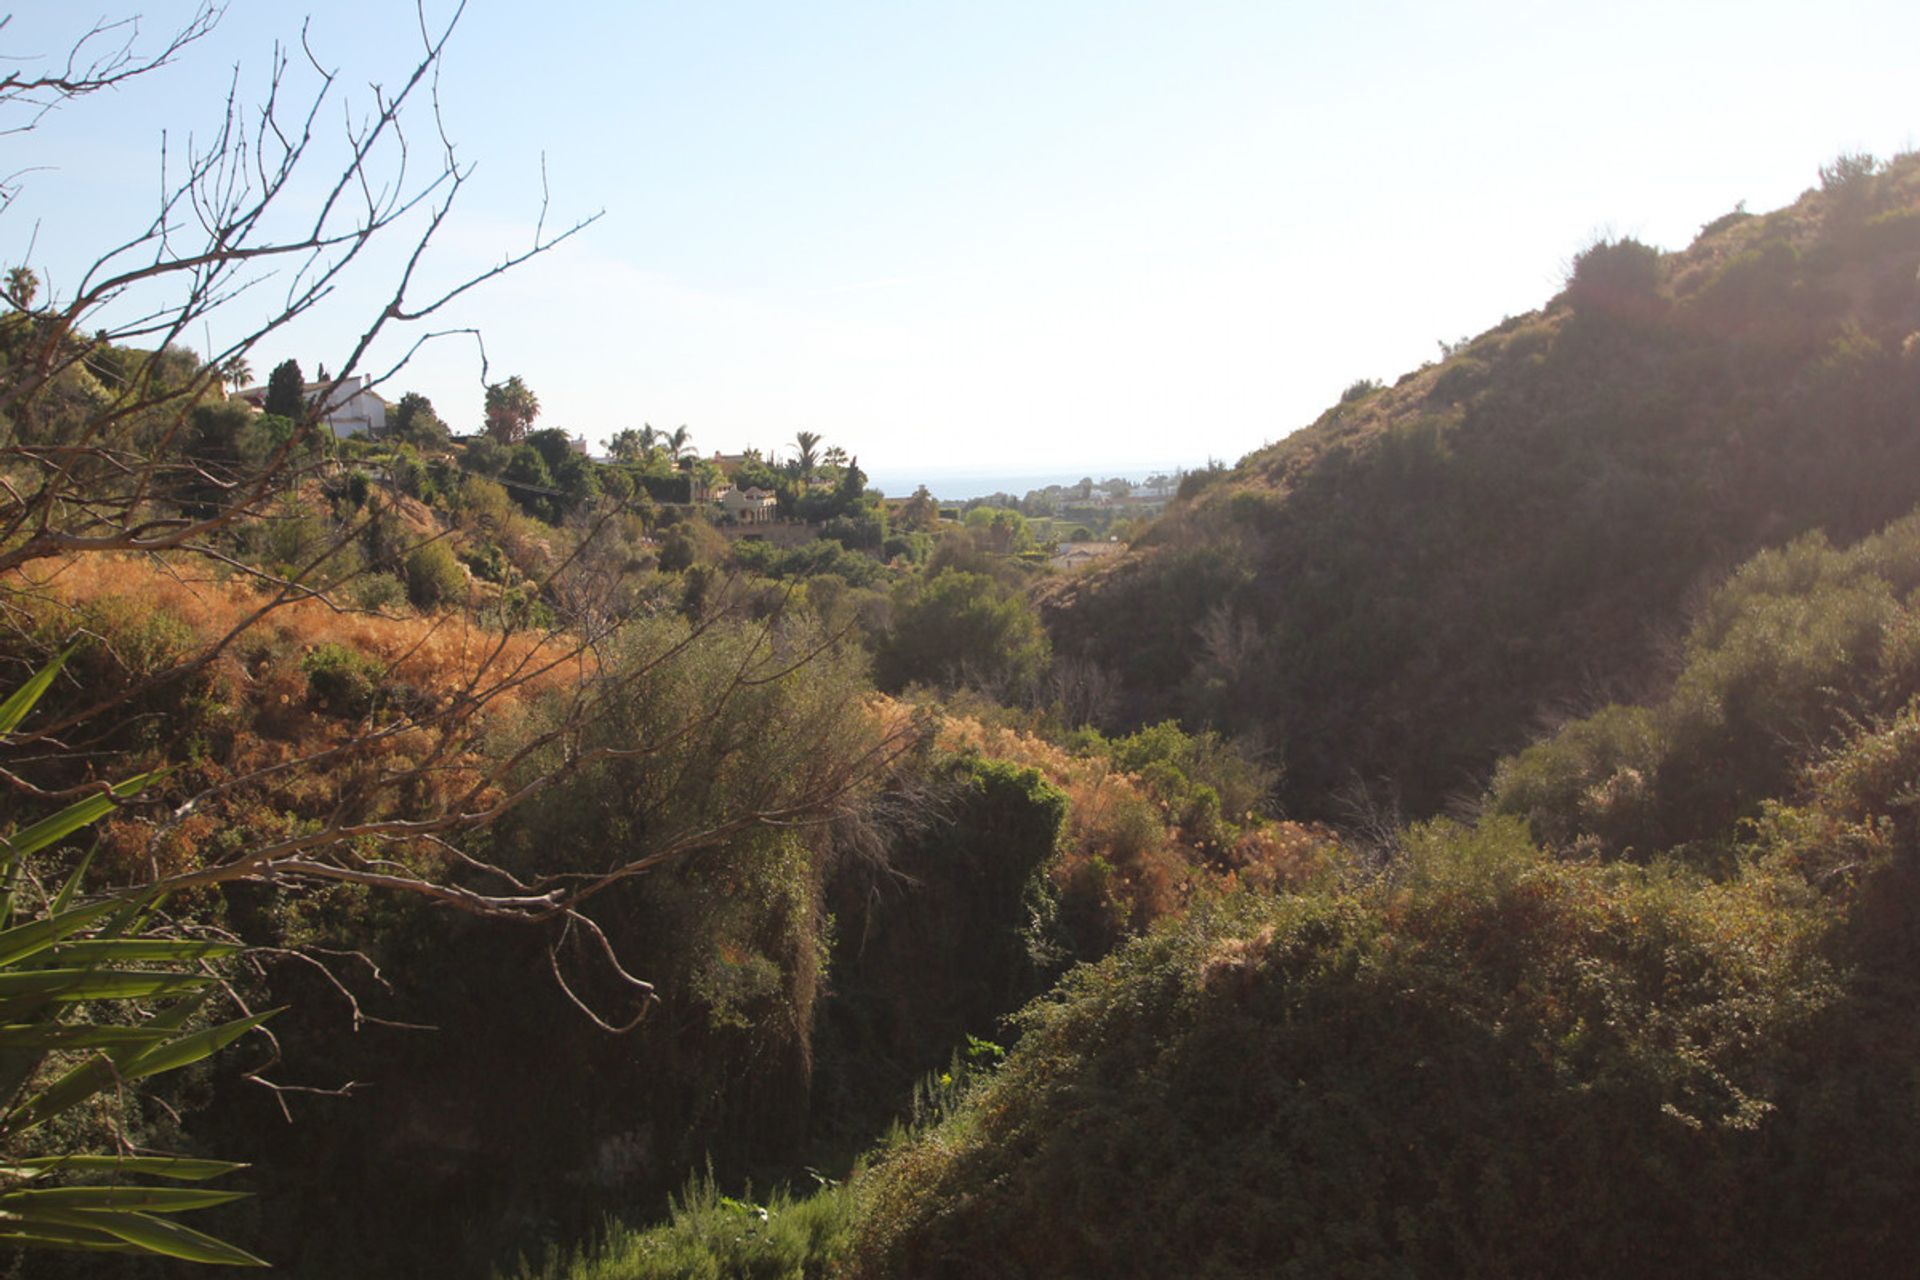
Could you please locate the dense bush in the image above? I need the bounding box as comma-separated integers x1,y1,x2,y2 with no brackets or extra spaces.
301,641,384,717
1564,235,1663,314
405,538,468,608
351,570,408,610
845,808,1880,1277
1494,515,1920,862
874,571,1051,698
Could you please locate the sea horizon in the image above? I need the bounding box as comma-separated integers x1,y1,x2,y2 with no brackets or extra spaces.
863,462,1210,503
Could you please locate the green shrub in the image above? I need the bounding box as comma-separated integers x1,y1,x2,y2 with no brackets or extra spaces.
1495,517,1920,861
1697,202,1752,239
874,571,1051,698
1564,236,1663,314
301,642,384,718
405,539,467,608
1819,150,1878,196
461,540,510,584
351,571,407,611
1425,355,1491,404
849,825,1839,1279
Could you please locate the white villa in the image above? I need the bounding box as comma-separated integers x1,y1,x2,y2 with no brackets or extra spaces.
240,374,388,437
715,485,778,523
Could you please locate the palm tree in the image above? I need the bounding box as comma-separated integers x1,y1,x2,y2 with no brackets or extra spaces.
821,444,847,473
666,424,693,463
218,354,252,391
5,266,38,308
792,430,822,480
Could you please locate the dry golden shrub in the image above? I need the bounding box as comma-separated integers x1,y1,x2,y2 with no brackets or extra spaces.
13,553,579,713
6,554,578,884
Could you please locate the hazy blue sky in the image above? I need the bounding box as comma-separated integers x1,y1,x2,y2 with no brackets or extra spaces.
6,1,1918,479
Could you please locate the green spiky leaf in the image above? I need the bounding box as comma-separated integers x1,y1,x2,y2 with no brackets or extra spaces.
20,1208,267,1266
0,1155,248,1182
0,646,71,736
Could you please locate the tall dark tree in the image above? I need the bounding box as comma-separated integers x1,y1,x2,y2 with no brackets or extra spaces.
264,357,305,418
526,425,576,473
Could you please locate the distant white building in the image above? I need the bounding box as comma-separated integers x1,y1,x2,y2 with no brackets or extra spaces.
240,374,388,437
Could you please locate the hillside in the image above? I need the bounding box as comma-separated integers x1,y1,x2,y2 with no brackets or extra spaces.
836,505,1920,1280
1043,153,1920,820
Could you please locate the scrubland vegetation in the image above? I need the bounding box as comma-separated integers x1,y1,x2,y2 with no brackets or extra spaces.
6,12,1920,1275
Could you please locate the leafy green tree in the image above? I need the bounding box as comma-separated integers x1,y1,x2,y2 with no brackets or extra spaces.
503,444,556,518
526,426,577,474
875,570,1051,696
900,485,939,533
555,452,602,515
963,505,1033,554
608,427,652,463
264,358,305,418
390,391,447,446
484,374,540,445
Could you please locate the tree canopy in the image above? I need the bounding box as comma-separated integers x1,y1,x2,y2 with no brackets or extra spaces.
484,374,540,444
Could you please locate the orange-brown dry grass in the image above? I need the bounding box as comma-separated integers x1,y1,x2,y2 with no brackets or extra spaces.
12,553,581,712
5,554,586,885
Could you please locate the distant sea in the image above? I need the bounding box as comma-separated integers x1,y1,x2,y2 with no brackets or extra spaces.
863,464,1206,503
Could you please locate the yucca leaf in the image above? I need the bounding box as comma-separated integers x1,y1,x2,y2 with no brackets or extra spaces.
122,1008,279,1080
0,899,121,967
0,646,72,737
0,1024,170,1050
22,1207,267,1266
0,1224,145,1253
49,838,100,914
6,1056,123,1132
11,1008,274,1132
48,938,241,965
0,967,212,1001
1,1186,248,1213
0,1155,248,1181
0,773,160,870
137,989,213,1035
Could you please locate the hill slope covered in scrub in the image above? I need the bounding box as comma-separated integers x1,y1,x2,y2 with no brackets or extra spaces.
838,510,1920,1280
1043,153,1920,821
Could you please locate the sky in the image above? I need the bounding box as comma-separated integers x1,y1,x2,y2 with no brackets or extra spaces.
5,1,1919,483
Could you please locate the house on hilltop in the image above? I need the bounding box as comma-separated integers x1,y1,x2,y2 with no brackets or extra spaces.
716,484,777,523
239,374,388,437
